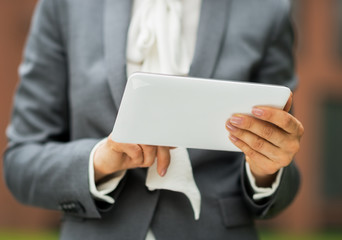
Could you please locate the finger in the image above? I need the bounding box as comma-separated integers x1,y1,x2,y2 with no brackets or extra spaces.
283,92,293,112
157,146,171,177
251,107,303,135
107,135,139,155
120,143,144,166
226,122,284,161
107,137,144,164
140,145,157,167
229,135,280,175
106,135,125,153
227,115,288,147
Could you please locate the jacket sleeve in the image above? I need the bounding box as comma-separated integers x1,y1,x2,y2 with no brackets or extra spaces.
241,0,301,218
3,0,104,219
241,160,300,219
252,0,297,91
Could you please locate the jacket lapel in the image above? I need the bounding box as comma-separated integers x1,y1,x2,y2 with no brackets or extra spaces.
104,0,132,109
104,0,231,108
189,0,232,78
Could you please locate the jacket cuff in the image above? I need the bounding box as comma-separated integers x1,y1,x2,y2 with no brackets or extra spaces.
58,139,104,219
240,157,280,217
88,138,126,204
241,157,300,218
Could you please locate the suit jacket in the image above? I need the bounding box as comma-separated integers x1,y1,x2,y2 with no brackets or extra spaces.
4,0,300,239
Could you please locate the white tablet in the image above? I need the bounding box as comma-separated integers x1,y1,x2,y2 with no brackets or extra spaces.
111,73,291,152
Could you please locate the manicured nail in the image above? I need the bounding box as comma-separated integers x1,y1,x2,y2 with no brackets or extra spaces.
230,116,243,125
160,169,167,177
226,122,238,132
229,135,238,142
252,107,264,117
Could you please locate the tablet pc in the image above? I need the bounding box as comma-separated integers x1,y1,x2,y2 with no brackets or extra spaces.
111,73,291,152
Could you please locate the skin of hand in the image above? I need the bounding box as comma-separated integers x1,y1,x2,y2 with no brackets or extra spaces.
226,93,304,187
93,135,172,182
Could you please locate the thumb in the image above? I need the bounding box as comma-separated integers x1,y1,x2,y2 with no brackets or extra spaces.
283,92,293,112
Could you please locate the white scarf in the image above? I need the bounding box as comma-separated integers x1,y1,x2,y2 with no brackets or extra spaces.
127,0,201,220
127,0,191,75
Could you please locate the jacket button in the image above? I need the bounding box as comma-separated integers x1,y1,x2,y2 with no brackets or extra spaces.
59,201,85,214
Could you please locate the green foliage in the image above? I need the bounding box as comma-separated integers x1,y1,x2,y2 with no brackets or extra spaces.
0,230,58,240
260,231,342,240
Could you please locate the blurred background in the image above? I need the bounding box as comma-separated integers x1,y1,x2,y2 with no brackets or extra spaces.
0,0,341,239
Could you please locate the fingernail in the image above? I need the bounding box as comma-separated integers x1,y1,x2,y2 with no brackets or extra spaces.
226,122,238,132
229,135,238,142
160,169,167,177
230,116,243,125
252,107,264,117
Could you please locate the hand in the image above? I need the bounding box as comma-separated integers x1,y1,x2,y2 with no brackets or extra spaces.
93,134,172,182
225,94,304,187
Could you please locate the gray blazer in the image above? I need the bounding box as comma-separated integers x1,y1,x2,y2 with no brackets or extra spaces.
4,0,300,239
